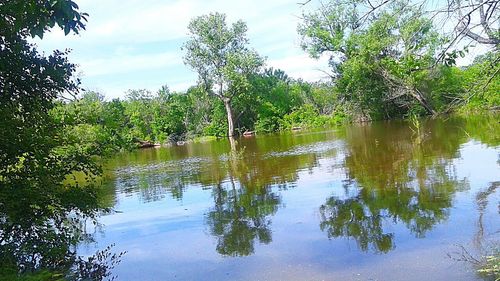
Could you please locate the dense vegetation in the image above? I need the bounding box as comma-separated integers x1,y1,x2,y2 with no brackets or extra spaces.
52,1,498,148
56,54,497,148
0,0,122,280
0,0,498,280
57,78,346,147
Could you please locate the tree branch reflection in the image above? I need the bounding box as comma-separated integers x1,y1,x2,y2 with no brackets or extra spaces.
320,119,471,253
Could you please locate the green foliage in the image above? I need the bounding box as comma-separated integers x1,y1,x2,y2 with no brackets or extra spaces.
297,0,488,119
0,1,122,279
244,69,301,133
184,86,218,136
51,91,130,155
9,0,498,279
26,1,496,156
22,1,495,157
0,0,88,39
52,71,351,143
183,12,264,136
50,62,355,144
123,89,156,141
202,101,228,137
459,52,500,111
421,66,466,112
0,268,65,281
281,104,346,129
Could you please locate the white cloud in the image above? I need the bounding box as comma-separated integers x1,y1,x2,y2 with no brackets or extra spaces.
40,0,301,46
34,0,328,98
33,0,493,99
80,51,182,77
33,0,492,100
267,53,331,81
170,81,197,92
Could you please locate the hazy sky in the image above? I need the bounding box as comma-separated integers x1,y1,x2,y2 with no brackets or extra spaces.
36,0,330,99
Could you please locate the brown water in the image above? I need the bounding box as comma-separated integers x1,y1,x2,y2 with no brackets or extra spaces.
84,115,500,281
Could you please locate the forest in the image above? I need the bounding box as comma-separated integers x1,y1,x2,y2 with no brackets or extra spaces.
0,0,498,280
52,4,499,147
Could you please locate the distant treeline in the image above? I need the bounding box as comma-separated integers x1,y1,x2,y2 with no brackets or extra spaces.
55,52,498,150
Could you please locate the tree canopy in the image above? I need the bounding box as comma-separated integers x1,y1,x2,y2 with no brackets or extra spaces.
1,1,121,279
183,12,264,136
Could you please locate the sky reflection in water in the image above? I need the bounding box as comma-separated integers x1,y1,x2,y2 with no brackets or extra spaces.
84,115,500,281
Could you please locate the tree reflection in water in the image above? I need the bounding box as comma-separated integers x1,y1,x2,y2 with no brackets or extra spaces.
203,143,319,256
206,181,281,256
103,115,498,258
320,119,470,253
109,133,326,256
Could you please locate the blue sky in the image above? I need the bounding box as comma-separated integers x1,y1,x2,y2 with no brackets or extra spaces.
35,0,491,99
36,0,330,99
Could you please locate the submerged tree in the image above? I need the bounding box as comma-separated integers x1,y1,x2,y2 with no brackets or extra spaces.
183,12,264,137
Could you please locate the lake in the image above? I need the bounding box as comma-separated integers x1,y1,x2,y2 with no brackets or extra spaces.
83,115,499,281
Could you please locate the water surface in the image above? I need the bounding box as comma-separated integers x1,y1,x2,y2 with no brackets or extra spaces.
86,115,499,280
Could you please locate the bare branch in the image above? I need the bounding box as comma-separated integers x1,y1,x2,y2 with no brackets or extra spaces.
298,0,313,5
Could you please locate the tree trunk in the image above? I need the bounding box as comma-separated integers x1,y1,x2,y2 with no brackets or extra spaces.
229,135,237,151
223,98,235,137
412,89,437,115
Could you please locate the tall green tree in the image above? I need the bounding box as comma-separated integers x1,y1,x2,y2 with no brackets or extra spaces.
183,12,264,137
298,1,444,118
